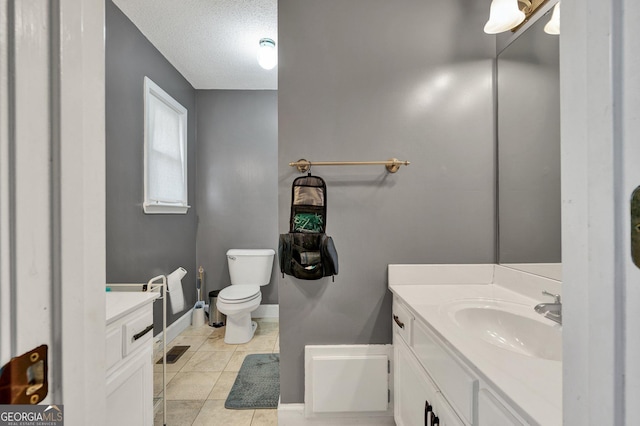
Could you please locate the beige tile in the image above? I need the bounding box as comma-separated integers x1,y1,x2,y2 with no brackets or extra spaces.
153,371,177,397
169,335,209,351
236,335,276,352
154,350,196,373
200,333,238,352
180,325,216,337
208,326,226,336
254,322,278,337
207,371,238,400
153,320,279,423
273,336,279,353
165,371,220,400
224,351,261,372
192,400,254,426
207,326,226,338
251,409,278,426
182,351,233,372
153,399,204,426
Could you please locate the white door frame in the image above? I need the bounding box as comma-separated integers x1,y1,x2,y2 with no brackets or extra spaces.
57,0,106,423
1,0,105,423
561,0,638,423
5,0,638,423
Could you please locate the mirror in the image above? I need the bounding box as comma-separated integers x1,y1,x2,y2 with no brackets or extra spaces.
497,8,561,280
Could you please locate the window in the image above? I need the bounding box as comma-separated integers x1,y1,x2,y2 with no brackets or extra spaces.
143,77,189,214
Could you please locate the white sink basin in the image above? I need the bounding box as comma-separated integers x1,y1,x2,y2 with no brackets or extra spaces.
443,299,562,361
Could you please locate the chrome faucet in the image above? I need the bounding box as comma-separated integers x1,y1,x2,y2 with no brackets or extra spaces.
534,291,562,325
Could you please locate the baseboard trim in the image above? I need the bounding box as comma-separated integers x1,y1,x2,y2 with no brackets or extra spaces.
253,304,279,318
277,403,394,426
153,308,193,353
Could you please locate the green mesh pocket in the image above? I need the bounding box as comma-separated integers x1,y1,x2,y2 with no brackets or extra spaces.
293,213,324,233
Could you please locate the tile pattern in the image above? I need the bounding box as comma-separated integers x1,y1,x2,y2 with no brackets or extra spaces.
154,318,279,426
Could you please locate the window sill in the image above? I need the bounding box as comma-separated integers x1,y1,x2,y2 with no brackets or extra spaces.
143,202,191,215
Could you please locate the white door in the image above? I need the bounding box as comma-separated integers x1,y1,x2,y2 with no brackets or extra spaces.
561,0,640,424
621,0,640,421
1,0,106,423
0,0,57,405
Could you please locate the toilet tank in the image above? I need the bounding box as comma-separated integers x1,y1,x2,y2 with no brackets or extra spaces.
227,249,275,286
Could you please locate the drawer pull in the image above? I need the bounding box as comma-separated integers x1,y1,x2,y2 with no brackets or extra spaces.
393,314,405,329
133,325,154,341
425,401,432,426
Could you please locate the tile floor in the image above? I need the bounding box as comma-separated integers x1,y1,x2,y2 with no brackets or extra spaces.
153,318,279,426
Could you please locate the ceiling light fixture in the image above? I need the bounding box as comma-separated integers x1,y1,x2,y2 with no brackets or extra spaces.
484,0,549,34
544,2,560,35
257,38,277,70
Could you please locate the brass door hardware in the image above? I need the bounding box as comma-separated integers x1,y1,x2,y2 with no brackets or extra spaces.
0,345,48,404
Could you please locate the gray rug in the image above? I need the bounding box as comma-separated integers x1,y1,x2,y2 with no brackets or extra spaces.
225,353,280,409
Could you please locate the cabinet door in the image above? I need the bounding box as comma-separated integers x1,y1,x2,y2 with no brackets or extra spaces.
395,336,439,426
435,393,466,426
107,345,154,426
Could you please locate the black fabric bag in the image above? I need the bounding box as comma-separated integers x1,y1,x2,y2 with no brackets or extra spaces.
279,175,338,280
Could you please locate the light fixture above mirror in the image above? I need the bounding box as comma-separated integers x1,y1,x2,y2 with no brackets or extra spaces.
484,0,550,34
544,2,561,35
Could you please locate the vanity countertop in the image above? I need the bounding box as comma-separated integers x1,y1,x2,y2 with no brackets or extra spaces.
389,266,562,426
106,291,159,324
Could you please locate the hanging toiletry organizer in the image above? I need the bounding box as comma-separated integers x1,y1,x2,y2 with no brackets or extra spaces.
279,174,338,281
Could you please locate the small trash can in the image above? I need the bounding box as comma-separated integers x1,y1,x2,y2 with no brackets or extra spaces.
208,290,226,328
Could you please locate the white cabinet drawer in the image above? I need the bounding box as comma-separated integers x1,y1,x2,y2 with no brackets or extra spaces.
106,325,123,371
413,320,477,425
393,298,414,345
123,308,154,357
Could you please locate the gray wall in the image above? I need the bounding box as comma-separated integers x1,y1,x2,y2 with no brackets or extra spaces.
278,0,496,403
106,0,198,332
497,16,561,264
196,91,279,303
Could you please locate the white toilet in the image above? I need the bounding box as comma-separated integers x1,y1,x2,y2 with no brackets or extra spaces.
216,248,275,344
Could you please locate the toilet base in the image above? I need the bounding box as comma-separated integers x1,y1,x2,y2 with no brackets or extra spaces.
224,312,258,344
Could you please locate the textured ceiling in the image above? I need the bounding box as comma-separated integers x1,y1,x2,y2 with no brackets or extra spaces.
112,0,277,90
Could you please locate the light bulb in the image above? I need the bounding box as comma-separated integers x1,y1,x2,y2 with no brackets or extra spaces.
257,38,277,70
544,3,560,35
484,0,525,34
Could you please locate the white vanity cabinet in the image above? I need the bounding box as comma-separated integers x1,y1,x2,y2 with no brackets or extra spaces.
393,296,526,426
106,292,159,426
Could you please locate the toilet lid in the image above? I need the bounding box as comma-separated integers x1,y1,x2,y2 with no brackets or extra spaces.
218,285,260,303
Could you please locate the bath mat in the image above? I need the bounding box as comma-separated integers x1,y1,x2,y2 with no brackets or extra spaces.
156,345,190,364
225,353,280,409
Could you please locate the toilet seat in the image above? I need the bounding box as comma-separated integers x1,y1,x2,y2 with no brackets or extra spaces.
218,285,260,304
